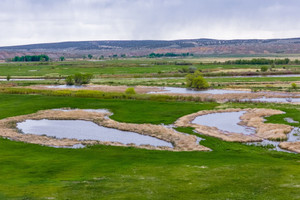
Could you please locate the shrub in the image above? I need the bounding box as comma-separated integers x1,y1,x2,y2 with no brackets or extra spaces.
65,75,74,85
82,73,93,84
73,73,93,85
186,70,209,89
6,75,11,81
260,66,268,72
188,66,197,73
125,87,136,94
291,83,297,89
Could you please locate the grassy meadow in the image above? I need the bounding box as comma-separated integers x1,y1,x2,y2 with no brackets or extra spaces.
0,93,299,199
0,57,300,199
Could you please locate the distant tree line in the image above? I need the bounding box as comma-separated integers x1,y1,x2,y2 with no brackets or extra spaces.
224,58,291,65
148,52,193,58
11,54,49,62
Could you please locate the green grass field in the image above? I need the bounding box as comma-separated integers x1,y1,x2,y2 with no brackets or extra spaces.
0,93,299,199
1,60,299,77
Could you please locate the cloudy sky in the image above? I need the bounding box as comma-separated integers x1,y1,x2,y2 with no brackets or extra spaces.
1,0,300,46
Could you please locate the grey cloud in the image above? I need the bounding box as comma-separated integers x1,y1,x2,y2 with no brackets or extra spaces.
0,0,300,46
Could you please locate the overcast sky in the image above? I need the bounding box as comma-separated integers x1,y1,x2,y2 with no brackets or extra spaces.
1,0,300,46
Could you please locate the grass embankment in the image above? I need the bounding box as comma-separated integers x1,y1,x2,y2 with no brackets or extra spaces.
0,93,299,199
0,87,217,103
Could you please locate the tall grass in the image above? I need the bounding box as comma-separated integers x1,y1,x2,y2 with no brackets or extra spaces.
0,87,216,103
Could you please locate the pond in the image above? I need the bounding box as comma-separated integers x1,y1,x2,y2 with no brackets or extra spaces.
191,111,299,153
0,78,46,81
149,87,250,94
245,97,300,103
46,85,85,89
192,111,255,135
17,119,173,147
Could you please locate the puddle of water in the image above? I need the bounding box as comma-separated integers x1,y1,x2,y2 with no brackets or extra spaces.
284,118,299,124
46,85,85,89
0,78,46,81
16,119,173,147
246,128,300,153
52,143,86,149
149,87,250,94
206,74,300,78
52,108,110,114
287,128,300,142
244,97,300,103
192,111,255,135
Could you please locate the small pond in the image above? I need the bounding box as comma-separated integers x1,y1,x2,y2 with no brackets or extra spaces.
52,108,110,114
206,74,300,78
149,87,250,94
191,111,300,153
0,78,46,81
192,111,255,135
46,85,85,89
247,128,300,153
17,119,173,147
245,97,300,103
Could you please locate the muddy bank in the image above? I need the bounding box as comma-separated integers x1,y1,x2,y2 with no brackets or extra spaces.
279,142,300,153
0,109,209,151
175,108,293,142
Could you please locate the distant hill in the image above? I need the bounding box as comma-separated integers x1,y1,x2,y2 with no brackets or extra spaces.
1,38,300,60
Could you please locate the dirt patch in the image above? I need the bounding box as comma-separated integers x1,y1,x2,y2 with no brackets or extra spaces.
175,108,293,142
0,109,209,152
279,142,300,153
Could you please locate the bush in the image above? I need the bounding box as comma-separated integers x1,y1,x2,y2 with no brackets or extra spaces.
6,75,11,81
73,73,93,85
188,66,197,73
260,66,268,72
291,83,297,89
65,75,74,85
186,70,209,89
125,87,136,94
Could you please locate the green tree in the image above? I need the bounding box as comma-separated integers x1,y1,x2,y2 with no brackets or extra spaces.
88,54,93,59
65,75,74,85
291,83,297,89
59,56,65,61
6,75,11,81
260,66,268,72
186,70,209,89
125,87,136,94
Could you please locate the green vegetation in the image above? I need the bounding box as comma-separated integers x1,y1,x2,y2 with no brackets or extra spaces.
11,54,49,62
65,73,93,85
0,57,300,199
0,94,299,199
149,52,193,58
261,65,269,72
225,58,291,65
291,82,297,89
125,87,136,94
186,71,210,89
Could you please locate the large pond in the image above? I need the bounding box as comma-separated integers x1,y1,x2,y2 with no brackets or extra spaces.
17,119,173,147
149,87,250,94
192,111,255,135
